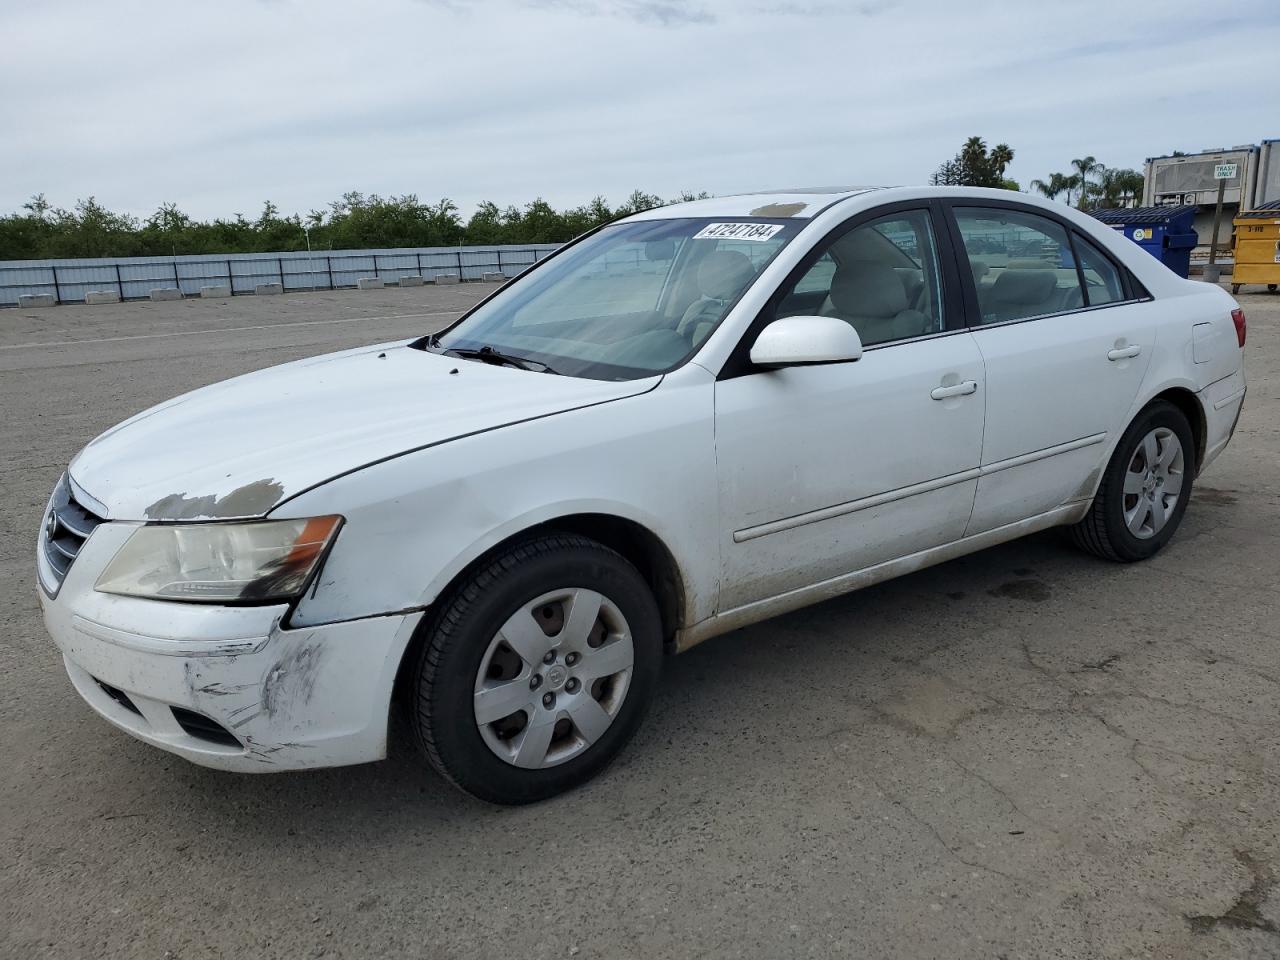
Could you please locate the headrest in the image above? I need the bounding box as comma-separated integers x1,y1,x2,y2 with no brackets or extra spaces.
991,269,1057,304
697,250,755,300
1007,258,1053,270
970,260,990,281
829,260,908,318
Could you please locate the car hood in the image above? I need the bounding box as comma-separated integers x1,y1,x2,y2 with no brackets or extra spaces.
69,342,659,521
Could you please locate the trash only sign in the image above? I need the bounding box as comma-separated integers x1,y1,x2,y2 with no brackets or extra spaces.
1214,163,1238,180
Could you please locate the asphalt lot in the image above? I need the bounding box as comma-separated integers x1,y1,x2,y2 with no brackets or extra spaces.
2,283,1278,960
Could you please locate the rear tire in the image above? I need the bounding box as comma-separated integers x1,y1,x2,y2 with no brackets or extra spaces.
410,533,662,804
1068,401,1195,562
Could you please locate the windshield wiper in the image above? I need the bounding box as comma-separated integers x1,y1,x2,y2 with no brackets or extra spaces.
446,344,558,375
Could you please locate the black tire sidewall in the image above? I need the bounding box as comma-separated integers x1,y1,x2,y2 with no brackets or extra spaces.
418,539,662,804
1098,402,1195,561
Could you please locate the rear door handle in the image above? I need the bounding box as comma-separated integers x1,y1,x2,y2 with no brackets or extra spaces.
931,380,978,400
1107,345,1141,361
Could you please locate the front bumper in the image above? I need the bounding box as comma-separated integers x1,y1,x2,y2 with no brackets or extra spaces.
39,518,422,772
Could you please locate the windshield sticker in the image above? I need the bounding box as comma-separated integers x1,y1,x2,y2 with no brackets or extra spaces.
693,222,785,242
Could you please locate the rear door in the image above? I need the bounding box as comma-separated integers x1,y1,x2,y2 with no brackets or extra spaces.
946,202,1158,534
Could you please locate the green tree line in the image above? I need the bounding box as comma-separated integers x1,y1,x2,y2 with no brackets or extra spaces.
933,136,1146,210
0,189,707,261
1029,157,1145,210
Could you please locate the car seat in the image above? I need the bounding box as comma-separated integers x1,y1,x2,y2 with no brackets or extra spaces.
676,250,757,346
821,260,932,345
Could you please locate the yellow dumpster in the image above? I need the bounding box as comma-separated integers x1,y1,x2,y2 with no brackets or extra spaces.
1231,199,1280,294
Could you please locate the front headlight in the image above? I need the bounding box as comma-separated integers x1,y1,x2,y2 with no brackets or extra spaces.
95,516,342,603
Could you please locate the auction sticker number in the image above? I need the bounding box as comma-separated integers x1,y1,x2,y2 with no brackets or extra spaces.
694,222,785,242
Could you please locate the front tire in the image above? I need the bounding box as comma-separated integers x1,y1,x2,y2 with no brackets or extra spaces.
410,533,662,804
1068,401,1195,562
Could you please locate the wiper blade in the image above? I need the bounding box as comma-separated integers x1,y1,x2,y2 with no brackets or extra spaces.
447,344,558,375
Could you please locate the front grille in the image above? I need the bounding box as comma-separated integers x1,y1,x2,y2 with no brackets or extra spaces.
170,707,242,749
42,474,105,591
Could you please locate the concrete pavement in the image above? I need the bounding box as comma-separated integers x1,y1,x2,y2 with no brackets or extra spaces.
2,284,1278,959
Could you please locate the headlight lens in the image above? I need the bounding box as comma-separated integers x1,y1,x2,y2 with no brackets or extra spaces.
95,516,342,602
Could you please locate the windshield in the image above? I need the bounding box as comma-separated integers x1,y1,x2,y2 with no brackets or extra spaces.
427,217,803,380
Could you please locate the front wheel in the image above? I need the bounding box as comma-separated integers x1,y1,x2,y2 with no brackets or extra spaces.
1232,283,1242,295
410,533,662,804
1068,401,1195,562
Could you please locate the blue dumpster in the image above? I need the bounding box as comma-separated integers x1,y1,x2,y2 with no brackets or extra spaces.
1092,206,1199,278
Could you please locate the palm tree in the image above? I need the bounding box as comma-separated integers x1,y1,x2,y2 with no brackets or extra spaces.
989,143,1014,180
1113,169,1146,207
1030,173,1069,202
1055,173,1083,207
1070,156,1103,209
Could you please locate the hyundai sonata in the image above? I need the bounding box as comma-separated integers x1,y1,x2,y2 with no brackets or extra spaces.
38,186,1246,803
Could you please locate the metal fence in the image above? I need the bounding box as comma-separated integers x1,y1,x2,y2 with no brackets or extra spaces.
0,244,562,307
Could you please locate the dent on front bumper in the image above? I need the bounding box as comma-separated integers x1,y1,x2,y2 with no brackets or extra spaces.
38,516,423,772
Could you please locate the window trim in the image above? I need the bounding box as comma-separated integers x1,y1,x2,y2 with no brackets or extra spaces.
1068,228,1135,307
719,199,966,380
938,198,1153,333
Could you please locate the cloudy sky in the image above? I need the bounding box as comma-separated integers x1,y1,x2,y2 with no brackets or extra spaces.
3,0,1277,221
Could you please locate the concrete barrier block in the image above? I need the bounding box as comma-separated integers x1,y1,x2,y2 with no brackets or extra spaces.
434,274,460,285
200,284,232,298
255,283,283,296
149,287,182,302
356,277,384,290
18,294,56,308
84,291,120,305
482,272,506,282
398,275,424,287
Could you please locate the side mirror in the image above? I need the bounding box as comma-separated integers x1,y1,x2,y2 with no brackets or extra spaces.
749,315,863,368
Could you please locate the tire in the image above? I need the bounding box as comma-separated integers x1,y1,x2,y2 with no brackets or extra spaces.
1068,400,1195,562
1232,284,1242,295
1268,284,1278,293
410,533,662,804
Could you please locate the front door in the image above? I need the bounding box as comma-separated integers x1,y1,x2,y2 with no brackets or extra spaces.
714,207,987,613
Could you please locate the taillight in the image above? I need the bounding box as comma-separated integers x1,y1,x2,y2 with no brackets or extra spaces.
1231,308,1247,348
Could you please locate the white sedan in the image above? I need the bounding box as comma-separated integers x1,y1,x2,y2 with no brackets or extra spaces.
38,186,1247,803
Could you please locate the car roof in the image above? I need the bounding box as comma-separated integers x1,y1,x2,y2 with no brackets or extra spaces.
621,187,884,222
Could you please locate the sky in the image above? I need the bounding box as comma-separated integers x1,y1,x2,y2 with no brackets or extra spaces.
2,0,1278,222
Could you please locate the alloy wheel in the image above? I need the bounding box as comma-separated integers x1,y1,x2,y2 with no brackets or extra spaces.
1122,427,1184,540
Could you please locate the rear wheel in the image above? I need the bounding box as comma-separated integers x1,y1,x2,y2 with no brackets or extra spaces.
411,533,662,804
1232,283,1242,295
1068,401,1195,562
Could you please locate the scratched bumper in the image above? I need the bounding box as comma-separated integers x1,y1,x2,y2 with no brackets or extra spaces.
38,519,422,772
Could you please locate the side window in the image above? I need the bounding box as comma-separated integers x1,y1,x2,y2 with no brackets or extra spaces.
774,210,944,347
955,207,1084,324
1072,233,1125,306
792,253,836,295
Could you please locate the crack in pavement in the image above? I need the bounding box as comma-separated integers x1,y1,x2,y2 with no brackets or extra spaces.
1186,850,1279,937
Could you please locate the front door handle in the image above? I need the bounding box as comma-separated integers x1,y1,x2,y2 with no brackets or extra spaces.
1107,344,1141,361
931,380,978,400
